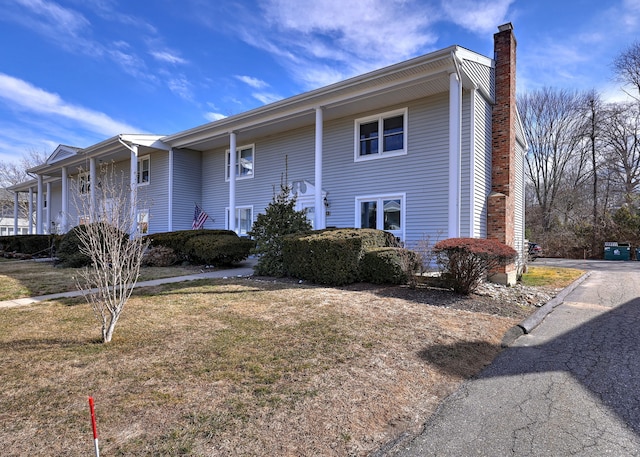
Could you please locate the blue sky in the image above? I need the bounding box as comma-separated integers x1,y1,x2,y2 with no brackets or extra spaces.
0,0,639,165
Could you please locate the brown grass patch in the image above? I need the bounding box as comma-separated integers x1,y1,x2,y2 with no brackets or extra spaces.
0,277,522,456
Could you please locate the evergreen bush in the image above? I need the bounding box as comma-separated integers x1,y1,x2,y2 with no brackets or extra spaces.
360,247,420,285
249,183,312,276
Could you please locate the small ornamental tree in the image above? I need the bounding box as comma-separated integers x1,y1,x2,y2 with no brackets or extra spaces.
433,238,518,295
71,163,149,343
249,182,312,276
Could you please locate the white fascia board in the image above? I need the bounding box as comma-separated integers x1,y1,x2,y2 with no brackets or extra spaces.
119,134,170,150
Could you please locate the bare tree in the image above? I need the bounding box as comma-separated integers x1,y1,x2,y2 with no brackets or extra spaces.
613,42,640,99
72,163,149,343
518,87,591,231
601,102,640,207
0,149,47,187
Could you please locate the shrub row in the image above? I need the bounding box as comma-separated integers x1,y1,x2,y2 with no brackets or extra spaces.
148,229,254,266
0,235,57,257
282,228,417,286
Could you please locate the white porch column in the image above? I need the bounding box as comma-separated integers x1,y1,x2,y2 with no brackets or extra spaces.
89,157,96,222
168,148,174,231
36,174,43,234
61,166,68,232
46,182,51,234
448,72,462,238
130,146,138,236
314,107,325,230
28,187,34,234
13,192,18,235
229,132,237,233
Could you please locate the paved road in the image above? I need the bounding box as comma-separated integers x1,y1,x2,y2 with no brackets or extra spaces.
381,259,640,456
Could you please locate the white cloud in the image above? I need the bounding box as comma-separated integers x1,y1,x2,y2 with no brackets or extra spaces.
205,112,227,122
0,73,141,136
168,77,194,101
440,0,514,34
252,92,283,105
151,50,188,65
236,75,269,89
237,0,439,88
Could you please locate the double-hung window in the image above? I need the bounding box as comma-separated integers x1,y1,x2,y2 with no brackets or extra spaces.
137,155,150,185
356,194,405,240
226,206,253,236
226,145,254,180
354,108,407,161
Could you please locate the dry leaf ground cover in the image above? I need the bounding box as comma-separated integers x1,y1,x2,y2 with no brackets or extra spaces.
0,265,581,456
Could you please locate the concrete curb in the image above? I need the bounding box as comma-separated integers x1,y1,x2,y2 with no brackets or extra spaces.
501,270,591,347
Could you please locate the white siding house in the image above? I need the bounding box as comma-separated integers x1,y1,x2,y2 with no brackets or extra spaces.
7,23,526,283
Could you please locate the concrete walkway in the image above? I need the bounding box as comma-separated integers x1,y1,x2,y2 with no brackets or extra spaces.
0,259,256,309
382,259,640,456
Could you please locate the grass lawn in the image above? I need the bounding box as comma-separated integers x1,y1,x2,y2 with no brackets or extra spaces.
521,265,585,288
0,260,203,301
0,261,584,456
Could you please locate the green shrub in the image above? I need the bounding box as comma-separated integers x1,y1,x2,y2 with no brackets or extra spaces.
184,234,254,266
433,237,518,294
360,247,420,285
282,228,397,285
57,224,128,268
0,235,55,256
148,229,239,263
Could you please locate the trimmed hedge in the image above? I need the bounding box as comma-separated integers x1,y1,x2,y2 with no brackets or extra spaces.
57,224,128,268
282,228,398,286
148,229,253,266
360,247,420,285
0,235,56,257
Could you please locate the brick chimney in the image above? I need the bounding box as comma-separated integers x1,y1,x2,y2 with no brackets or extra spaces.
488,23,517,285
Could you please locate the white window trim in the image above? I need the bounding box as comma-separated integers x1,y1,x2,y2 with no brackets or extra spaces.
354,108,408,162
225,205,254,236
355,193,406,241
137,155,150,186
225,144,255,181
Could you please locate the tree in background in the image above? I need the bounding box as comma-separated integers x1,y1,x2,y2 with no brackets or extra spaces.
518,87,591,232
614,41,640,99
71,163,149,343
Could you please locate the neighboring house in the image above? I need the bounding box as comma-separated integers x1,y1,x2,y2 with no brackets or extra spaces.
0,188,29,236
8,23,526,284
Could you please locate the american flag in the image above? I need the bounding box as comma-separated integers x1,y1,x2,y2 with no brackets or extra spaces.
192,204,209,230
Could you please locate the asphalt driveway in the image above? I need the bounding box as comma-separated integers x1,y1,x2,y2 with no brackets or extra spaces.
379,258,640,456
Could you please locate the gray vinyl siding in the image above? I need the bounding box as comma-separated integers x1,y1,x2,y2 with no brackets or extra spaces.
172,149,202,231
474,91,493,238
514,140,526,268
200,127,316,231
461,59,493,100
323,93,451,246
195,93,453,247
141,150,170,233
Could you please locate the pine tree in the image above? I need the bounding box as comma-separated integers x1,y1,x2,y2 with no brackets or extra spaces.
249,182,312,276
